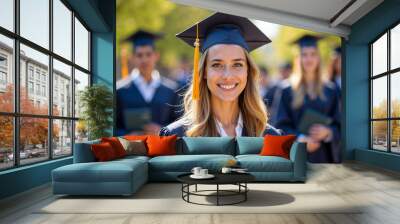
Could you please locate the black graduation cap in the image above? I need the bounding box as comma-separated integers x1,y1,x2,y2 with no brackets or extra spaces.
280,62,292,70
124,30,163,49
176,12,271,53
334,46,341,54
292,34,322,48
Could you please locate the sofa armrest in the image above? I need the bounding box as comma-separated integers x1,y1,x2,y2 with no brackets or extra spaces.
73,140,100,163
289,142,307,181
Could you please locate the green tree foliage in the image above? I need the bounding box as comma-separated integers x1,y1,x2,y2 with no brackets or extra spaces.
272,26,341,69
117,0,210,73
116,0,175,54
372,99,400,142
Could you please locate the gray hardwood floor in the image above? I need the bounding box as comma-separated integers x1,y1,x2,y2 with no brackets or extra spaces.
1,162,400,224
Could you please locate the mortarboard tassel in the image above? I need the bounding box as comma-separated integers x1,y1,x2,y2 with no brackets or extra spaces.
121,47,129,79
192,23,200,100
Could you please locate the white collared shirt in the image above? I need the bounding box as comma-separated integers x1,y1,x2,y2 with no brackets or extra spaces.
130,69,161,103
215,112,243,137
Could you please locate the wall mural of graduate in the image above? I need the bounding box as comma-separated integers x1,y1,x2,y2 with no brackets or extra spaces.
116,31,179,136
116,1,342,163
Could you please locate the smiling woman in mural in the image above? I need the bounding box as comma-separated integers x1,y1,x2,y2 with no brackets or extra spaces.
159,12,281,137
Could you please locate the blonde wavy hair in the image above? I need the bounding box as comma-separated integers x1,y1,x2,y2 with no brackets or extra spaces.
290,53,326,109
178,48,268,137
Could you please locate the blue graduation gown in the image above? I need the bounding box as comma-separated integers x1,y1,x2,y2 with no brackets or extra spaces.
116,79,179,136
159,119,282,137
274,82,341,163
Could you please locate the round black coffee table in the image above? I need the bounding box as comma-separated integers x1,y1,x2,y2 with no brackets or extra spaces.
177,173,255,206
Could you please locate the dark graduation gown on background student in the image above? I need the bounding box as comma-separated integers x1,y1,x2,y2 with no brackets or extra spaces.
274,81,341,163
116,75,179,136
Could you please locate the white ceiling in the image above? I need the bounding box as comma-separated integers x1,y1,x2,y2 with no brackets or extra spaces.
171,0,384,38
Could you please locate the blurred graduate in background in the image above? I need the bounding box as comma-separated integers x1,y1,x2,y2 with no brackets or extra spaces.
328,46,342,99
116,30,179,135
275,35,341,163
160,12,281,137
264,61,292,124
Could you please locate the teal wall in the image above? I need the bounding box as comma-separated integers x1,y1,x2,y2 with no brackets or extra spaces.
0,158,72,199
0,0,115,200
344,0,400,170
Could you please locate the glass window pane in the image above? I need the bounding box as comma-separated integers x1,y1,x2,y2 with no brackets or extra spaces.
74,69,89,118
20,0,49,49
372,121,388,151
20,117,49,165
372,77,387,119
74,18,89,70
53,0,72,60
53,59,72,117
391,72,400,118
372,33,387,76
0,0,14,31
0,116,14,170
75,120,88,143
391,24,400,70
391,120,400,153
0,35,14,112
20,44,49,115
53,119,72,157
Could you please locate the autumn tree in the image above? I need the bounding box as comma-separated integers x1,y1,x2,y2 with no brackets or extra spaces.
0,84,59,153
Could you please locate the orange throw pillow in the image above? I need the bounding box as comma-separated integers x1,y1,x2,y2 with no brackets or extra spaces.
146,135,177,157
101,137,126,158
91,142,117,161
260,135,297,159
124,135,148,141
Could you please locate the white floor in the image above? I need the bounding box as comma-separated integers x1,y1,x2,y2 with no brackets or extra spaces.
1,162,400,224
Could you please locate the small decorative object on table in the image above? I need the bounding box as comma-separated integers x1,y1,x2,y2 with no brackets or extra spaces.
190,167,214,179
221,159,244,173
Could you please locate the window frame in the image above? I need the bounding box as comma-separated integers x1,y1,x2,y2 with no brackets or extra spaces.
370,20,400,154
0,0,92,171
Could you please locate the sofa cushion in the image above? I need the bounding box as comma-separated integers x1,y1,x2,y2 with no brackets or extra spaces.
180,137,235,155
91,142,118,162
52,158,147,183
260,135,296,159
118,138,147,156
149,154,235,172
236,155,293,172
73,139,100,163
236,137,263,155
101,137,127,158
147,135,177,157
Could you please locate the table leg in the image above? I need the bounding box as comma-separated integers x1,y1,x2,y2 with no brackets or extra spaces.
195,184,197,192
245,183,247,201
217,184,219,206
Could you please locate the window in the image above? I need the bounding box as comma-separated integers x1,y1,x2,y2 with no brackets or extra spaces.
28,81,34,94
370,23,400,154
28,67,34,80
0,0,91,170
0,0,14,32
74,17,90,70
0,35,13,112
36,83,40,95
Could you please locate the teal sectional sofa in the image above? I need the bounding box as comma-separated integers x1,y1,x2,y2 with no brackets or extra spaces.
52,137,307,196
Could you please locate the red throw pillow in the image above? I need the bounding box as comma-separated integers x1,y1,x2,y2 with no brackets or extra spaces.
260,135,297,159
101,137,126,158
146,135,177,157
91,142,117,161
